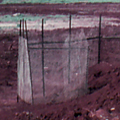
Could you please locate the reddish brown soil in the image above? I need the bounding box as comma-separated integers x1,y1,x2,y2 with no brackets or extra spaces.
0,3,120,120
0,3,120,18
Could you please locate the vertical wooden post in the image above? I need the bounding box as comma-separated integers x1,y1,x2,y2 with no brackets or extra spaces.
42,19,45,96
98,14,102,64
68,14,71,83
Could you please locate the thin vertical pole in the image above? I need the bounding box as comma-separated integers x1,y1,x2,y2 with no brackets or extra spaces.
98,14,102,64
42,19,45,96
23,19,24,38
17,20,22,103
68,14,71,83
25,20,28,40
69,14,71,35
25,20,34,104
20,20,21,37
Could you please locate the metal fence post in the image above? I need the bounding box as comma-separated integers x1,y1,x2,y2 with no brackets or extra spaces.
20,20,21,37
17,20,22,103
23,19,24,38
25,20,28,40
25,20,34,104
98,14,102,64
42,19,45,96
68,14,71,83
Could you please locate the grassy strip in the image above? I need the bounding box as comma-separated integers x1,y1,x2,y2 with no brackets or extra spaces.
0,14,66,22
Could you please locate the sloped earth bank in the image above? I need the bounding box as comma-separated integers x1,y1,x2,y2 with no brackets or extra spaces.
0,3,120,120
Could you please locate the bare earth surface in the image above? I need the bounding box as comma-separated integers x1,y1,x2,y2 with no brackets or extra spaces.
0,3,120,120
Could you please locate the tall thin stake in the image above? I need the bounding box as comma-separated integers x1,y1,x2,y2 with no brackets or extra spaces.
17,20,22,103
98,14,102,64
42,19,45,96
20,20,21,37
69,14,71,35
23,19,24,38
25,20,34,104
25,20,28,40
68,14,71,83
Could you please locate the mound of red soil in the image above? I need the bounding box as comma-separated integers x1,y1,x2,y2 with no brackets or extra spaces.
0,29,120,120
0,3,120,119
10,62,119,120
0,35,119,120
